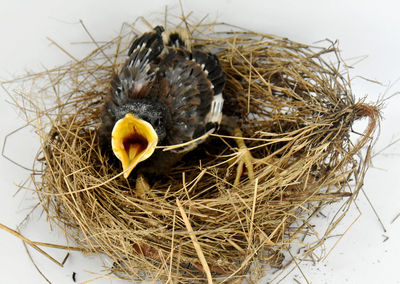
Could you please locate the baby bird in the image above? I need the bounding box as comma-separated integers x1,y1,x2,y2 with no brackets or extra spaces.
99,26,225,180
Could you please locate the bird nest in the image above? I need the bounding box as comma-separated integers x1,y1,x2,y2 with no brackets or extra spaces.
7,17,379,283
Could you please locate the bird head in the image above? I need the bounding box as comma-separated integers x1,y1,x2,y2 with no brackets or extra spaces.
111,113,158,178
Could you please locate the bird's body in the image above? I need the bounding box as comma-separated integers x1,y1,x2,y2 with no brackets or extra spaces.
99,26,225,178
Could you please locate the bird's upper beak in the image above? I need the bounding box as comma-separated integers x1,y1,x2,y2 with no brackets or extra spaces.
111,113,158,178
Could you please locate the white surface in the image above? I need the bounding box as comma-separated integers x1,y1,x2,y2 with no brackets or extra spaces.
0,0,399,283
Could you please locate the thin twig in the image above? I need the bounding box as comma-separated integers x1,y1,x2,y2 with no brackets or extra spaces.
0,223,65,267
176,199,213,284
22,240,52,284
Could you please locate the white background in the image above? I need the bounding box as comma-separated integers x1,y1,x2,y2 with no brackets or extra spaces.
0,0,399,283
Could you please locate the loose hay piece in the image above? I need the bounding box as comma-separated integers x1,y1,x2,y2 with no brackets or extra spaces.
3,15,380,283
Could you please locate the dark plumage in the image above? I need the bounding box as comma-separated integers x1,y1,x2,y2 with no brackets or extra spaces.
99,26,225,177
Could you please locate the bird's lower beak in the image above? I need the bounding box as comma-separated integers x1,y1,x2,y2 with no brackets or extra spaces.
111,113,158,178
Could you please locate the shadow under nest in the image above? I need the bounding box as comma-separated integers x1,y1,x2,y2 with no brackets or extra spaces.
23,22,379,282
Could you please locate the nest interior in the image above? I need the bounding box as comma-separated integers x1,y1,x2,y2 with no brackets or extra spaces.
7,17,379,282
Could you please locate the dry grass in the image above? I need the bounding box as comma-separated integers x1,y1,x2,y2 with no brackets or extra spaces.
2,14,380,283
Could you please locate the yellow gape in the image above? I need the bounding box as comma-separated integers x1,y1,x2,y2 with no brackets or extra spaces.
111,113,158,178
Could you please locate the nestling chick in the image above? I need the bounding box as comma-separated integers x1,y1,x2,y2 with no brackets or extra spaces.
99,26,225,178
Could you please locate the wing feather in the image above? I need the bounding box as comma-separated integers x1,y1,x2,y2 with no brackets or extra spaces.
111,26,165,105
160,50,225,152
102,27,226,156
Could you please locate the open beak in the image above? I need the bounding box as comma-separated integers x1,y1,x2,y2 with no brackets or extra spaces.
111,113,158,178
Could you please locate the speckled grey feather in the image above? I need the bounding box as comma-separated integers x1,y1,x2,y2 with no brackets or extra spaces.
99,26,226,176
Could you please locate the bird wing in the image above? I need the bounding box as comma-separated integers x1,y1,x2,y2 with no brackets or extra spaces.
160,49,225,152
103,27,225,155
99,27,165,154
110,26,165,105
